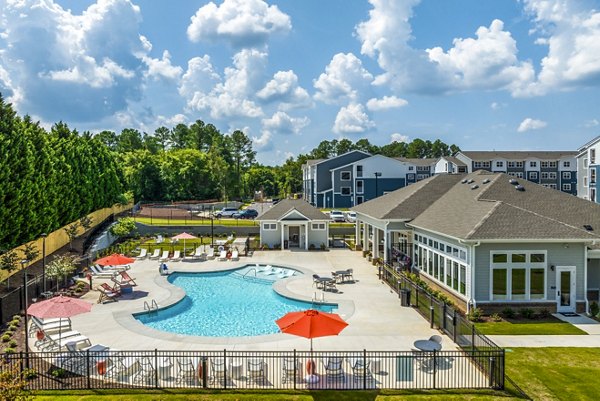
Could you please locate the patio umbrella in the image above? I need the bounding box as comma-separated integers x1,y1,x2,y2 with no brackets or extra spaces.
171,232,198,256
95,253,135,267
27,295,93,350
276,309,348,382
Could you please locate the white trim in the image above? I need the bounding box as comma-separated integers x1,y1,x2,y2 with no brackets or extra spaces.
488,250,547,301
262,223,277,230
356,179,364,194
556,266,577,313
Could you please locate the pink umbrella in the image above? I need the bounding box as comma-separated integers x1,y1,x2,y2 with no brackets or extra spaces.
171,232,198,256
95,253,135,267
27,295,93,350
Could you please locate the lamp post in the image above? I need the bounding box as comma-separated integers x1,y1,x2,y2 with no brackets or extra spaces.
21,259,30,368
211,214,214,248
374,172,382,198
41,233,47,293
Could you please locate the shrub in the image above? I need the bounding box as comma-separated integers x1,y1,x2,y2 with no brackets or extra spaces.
7,340,16,348
261,244,270,250
51,368,66,378
520,308,535,319
467,307,483,322
590,301,600,318
502,307,515,319
11,315,21,321
491,313,502,322
4,348,16,354
309,244,316,250
1,334,11,343
22,368,38,380
320,243,326,250
10,319,20,327
76,281,86,289
538,309,552,319
8,324,17,331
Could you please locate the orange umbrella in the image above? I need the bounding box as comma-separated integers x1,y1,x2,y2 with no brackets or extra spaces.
276,309,348,352
95,253,135,266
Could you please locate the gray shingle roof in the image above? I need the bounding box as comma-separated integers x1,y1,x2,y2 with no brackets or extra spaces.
443,156,467,167
304,159,325,166
257,199,329,221
395,157,438,166
459,151,576,160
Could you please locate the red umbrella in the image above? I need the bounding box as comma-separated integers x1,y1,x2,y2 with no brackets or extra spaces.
95,253,135,267
172,232,198,256
27,295,93,350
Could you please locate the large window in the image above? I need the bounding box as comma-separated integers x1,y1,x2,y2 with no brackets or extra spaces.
311,223,325,230
356,180,364,194
341,187,351,195
356,165,363,177
263,223,277,230
340,171,351,181
491,251,547,301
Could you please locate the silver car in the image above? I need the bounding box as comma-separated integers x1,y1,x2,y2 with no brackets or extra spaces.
329,210,346,222
346,211,357,223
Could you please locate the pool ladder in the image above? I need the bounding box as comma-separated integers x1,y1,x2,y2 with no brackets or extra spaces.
144,299,159,311
312,292,325,303
242,268,257,278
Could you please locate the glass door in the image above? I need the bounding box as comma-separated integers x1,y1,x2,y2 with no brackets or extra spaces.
556,267,576,313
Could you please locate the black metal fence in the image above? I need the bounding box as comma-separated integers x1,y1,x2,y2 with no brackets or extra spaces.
5,348,504,390
378,263,504,390
0,273,60,326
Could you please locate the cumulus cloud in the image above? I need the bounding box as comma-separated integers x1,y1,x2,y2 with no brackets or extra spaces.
584,118,600,128
390,133,409,143
252,130,273,150
332,103,375,134
143,50,183,82
187,0,291,48
257,70,312,109
517,118,547,132
490,102,506,110
313,53,373,104
366,95,408,111
262,111,309,135
0,0,150,121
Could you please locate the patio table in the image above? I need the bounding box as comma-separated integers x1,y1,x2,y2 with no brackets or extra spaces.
335,271,352,282
413,340,442,352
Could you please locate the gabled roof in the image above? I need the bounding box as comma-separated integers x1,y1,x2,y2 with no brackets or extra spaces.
257,199,329,221
577,135,600,154
302,150,371,168
458,151,576,161
305,159,324,166
351,174,465,220
409,170,600,241
395,157,438,166
440,156,467,167
329,154,407,171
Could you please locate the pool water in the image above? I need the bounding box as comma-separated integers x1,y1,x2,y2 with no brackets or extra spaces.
135,267,336,337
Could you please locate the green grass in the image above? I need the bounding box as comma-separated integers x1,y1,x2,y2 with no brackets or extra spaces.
134,217,259,227
475,320,587,335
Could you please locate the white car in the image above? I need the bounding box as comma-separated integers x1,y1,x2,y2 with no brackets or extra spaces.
329,210,346,222
346,211,357,223
214,207,239,218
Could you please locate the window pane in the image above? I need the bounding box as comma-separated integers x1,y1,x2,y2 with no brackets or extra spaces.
512,253,526,263
493,269,507,300
453,261,459,290
492,253,507,263
445,259,452,286
512,269,526,300
530,269,545,299
530,253,545,263
460,265,466,295
434,254,439,280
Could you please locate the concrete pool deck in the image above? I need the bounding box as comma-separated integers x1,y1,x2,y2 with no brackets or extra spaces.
41,249,455,352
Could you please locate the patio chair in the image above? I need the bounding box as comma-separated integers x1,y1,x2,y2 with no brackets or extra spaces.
133,357,157,386
282,357,299,384
230,249,239,261
210,358,227,384
279,269,295,279
171,250,181,261
159,250,170,262
350,357,372,383
206,247,215,260
325,279,337,292
112,271,137,286
411,349,435,373
98,286,119,304
331,271,342,283
89,265,117,278
323,357,345,382
343,268,354,281
148,249,161,260
266,267,283,276
312,274,324,289
100,282,121,295
176,359,197,385
106,353,139,381
30,316,71,336
192,247,206,261
156,235,164,244
246,358,267,384
136,248,148,259
217,250,228,261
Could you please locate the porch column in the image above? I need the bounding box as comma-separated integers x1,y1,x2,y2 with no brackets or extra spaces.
383,230,389,264
355,220,360,249
364,223,369,252
305,222,309,250
281,223,285,250
373,228,380,259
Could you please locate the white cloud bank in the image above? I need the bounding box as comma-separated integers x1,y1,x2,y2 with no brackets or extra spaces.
333,103,375,134
366,96,408,111
313,53,373,104
517,118,547,132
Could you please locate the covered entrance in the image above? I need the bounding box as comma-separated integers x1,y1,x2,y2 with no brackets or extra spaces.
556,266,576,313
288,226,300,248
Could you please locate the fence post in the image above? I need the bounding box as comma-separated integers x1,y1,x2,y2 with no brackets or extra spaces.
363,349,367,390
202,357,208,388
489,357,496,388
471,324,476,352
452,309,457,344
87,349,91,389
293,349,297,390
223,349,227,390
429,294,435,328
432,349,437,389
154,349,159,388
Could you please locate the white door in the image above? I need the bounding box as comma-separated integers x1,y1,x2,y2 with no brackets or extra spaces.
556,266,576,313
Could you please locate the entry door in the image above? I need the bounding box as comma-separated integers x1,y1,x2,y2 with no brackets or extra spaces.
288,226,300,247
556,266,576,313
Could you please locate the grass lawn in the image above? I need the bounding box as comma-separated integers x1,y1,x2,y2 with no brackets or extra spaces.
475,320,587,335
135,217,259,227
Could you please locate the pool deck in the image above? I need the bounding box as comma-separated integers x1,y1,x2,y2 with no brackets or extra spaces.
35,249,455,352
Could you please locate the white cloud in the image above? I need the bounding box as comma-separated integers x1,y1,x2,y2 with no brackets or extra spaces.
262,111,309,135
143,50,183,82
390,133,409,143
179,55,221,99
332,103,375,134
187,0,291,48
583,118,599,128
366,95,408,111
313,53,373,104
490,102,506,110
252,130,273,150
257,70,312,109
517,118,547,132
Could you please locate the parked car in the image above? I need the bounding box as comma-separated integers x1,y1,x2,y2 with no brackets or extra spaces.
233,209,259,219
213,207,239,218
346,211,357,223
329,210,346,222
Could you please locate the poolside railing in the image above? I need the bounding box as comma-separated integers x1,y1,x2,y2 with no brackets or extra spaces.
5,348,504,391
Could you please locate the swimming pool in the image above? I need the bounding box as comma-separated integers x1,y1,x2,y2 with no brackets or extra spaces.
134,266,336,337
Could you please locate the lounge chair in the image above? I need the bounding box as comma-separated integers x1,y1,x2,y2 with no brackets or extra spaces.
133,357,157,386
98,263,129,272
171,250,181,261
136,248,148,259
39,331,90,351
176,359,197,385
266,267,282,276
148,249,161,260
217,250,227,261
279,269,295,279
350,357,372,383
246,358,267,384
112,271,137,286
61,342,110,373
89,265,117,278
210,358,227,384
257,264,270,273
191,247,206,261
30,316,71,336
206,247,215,260
282,357,299,384
106,353,140,381
98,286,119,303
159,250,170,261
323,357,345,382
230,249,239,261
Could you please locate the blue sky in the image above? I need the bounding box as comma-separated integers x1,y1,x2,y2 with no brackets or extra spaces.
1,0,600,164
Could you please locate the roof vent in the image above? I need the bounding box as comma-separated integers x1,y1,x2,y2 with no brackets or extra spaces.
467,179,474,184
584,224,594,231
482,179,490,184
471,185,479,190
515,185,525,191
509,179,518,185
461,179,468,184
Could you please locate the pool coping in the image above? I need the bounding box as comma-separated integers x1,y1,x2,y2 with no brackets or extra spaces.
113,262,355,345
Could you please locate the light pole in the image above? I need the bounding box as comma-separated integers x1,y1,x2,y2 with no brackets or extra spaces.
211,214,214,248
41,233,47,293
21,259,30,368
374,172,382,198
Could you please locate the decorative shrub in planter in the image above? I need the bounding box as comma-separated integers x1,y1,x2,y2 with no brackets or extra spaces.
320,243,327,250
309,244,316,251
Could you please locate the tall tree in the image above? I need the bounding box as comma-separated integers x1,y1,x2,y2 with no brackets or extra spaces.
228,130,256,198
153,126,172,151
117,128,143,152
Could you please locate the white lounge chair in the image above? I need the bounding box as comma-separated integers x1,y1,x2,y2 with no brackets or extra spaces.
266,267,283,275
156,235,163,244
136,248,148,259
206,247,215,260
217,250,227,261
230,249,239,261
99,263,129,272
39,331,90,351
148,249,161,260
191,247,206,261
89,265,117,278
279,269,295,279
257,264,271,273
171,250,181,261
30,316,71,336
159,251,170,261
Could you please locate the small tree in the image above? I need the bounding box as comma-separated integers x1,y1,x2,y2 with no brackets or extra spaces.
64,222,80,251
0,357,32,401
110,217,136,237
0,250,19,289
79,215,93,231
22,243,39,265
46,255,77,290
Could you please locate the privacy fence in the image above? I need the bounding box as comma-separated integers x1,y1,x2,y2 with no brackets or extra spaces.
6,348,504,391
